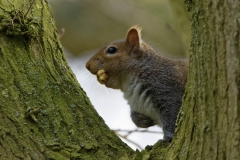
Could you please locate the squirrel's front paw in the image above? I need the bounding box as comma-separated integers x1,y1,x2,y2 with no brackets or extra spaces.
131,111,157,128
97,69,108,84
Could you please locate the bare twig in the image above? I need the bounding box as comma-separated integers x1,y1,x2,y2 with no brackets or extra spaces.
113,128,162,150
113,128,162,134
115,132,143,150
7,0,15,9
24,0,35,17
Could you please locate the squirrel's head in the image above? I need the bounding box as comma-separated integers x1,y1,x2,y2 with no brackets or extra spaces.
86,26,151,89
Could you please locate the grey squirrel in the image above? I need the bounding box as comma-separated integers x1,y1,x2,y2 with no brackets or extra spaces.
86,26,188,142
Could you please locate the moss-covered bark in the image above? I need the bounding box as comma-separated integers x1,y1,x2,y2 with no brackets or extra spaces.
1,0,239,159
0,0,135,159
163,0,240,159
139,0,240,159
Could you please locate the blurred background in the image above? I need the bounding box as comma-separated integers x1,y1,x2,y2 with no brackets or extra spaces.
47,0,190,150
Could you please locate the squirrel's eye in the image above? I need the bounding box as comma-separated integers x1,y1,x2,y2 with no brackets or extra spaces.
106,47,118,54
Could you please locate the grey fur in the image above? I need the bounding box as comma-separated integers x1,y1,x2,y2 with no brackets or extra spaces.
123,51,188,142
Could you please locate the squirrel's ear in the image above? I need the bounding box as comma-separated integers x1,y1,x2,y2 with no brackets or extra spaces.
126,26,142,50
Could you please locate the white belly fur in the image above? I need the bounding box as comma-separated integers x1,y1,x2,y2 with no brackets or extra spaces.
123,77,160,124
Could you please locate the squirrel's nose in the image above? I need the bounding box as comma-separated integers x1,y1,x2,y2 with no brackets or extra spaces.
86,62,90,70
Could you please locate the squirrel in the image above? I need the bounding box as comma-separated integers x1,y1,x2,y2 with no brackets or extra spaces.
85,26,188,142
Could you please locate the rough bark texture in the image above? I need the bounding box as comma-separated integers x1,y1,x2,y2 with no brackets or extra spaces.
0,0,239,159
138,0,240,159
163,0,240,159
0,0,135,159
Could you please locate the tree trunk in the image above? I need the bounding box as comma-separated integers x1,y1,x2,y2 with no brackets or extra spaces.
0,0,239,159
155,0,240,159
0,0,135,159
139,0,240,159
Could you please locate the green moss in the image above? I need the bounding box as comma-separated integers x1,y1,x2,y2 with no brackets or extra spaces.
0,0,137,159
0,7,40,38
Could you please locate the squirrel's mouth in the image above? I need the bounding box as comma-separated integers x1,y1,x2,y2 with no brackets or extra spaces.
96,69,109,85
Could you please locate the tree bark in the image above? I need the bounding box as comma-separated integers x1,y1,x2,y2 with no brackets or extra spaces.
161,0,240,159
139,0,240,159
0,0,135,159
0,0,239,160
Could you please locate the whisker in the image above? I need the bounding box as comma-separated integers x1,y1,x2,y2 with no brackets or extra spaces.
102,86,107,99
107,88,112,97
81,71,90,77
88,78,96,94
81,74,95,83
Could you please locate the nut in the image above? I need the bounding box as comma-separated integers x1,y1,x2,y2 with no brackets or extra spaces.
97,69,108,84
